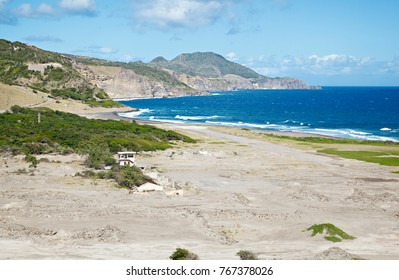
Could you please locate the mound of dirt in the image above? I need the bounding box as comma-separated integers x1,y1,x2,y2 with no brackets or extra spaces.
70,225,125,242
344,188,399,211
287,187,330,202
0,223,57,239
313,247,357,260
344,188,380,210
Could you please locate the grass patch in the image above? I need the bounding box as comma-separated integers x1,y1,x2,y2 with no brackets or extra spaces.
307,223,356,243
76,165,153,189
85,100,125,108
318,148,399,166
324,236,343,242
263,134,399,146
209,141,225,144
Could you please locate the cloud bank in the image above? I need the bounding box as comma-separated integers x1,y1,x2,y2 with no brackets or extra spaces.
23,35,64,43
0,0,97,24
131,0,235,30
243,53,399,85
59,0,96,16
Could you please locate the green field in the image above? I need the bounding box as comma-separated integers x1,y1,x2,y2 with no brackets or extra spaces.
318,149,399,166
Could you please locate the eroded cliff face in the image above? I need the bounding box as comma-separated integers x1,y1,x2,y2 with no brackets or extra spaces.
73,58,317,99
167,70,314,92
73,64,202,99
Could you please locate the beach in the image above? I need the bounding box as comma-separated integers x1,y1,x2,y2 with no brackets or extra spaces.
1,103,399,260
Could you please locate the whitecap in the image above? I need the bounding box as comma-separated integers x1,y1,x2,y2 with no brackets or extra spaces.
175,115,219,121
148,118,185,124
117,108,152,118
205,121,278,129
380,128,392,131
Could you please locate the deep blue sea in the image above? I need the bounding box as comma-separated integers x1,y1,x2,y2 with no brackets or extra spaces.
119,87,399,142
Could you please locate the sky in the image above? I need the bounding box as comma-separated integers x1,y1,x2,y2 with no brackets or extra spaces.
1,0,399,86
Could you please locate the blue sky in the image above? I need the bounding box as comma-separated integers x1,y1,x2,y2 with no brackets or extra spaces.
1,0,398,86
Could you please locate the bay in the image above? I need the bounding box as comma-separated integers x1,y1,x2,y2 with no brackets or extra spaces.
119,87,399,142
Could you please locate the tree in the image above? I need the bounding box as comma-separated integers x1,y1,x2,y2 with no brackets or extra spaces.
82,137,115,169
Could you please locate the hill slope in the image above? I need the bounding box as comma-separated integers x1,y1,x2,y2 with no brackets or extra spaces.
149,52,316,91
0,39,125,107
68,55,201,99
151,52,262,79
0,39,317,103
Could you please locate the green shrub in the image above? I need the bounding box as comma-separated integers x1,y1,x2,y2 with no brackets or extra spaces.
96,170,113,179
113,166,151,188
236,250,258,260
82,137,115,169
169,248,199,260
0,107,195,160
44,66,64,81
324,236,343,242
307,223,356,242
75,170,96,178
24,154,38,168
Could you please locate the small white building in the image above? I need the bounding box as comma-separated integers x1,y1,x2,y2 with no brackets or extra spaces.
117,151,136,166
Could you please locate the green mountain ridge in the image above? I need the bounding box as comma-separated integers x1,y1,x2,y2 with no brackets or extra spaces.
0,39,115,106
151,52,262,79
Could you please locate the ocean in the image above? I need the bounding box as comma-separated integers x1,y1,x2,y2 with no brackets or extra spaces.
119,87,399,142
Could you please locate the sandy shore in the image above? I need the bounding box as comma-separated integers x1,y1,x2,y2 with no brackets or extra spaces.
1,104,399,260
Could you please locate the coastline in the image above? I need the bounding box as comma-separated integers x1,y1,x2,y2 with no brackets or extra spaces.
1,102,399,260
116,87,399,143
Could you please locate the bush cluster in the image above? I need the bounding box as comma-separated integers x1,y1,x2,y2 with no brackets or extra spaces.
76,165,152,189
0,107,195,169
169,248,199,260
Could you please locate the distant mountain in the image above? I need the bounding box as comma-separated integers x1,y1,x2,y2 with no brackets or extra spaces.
150,52,262,79
0,39,318,103
150,52,317,92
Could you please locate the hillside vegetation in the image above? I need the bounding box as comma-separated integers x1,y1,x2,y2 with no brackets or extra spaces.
0,39,119,107
0,106,193,155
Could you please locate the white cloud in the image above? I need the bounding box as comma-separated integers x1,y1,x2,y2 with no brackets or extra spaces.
73,45,119,55
24,35,63,43
13,3,32,17
132,0,225,29
12,2,58,18
270,0,293,10
122,54,133,62
0,0,8,8
59,0,96,15
0,0,17,24
97,47,118,54
226,52,238,62
37,3,54,14
246,53,380,78
60,0,94,10
7,0,97,21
